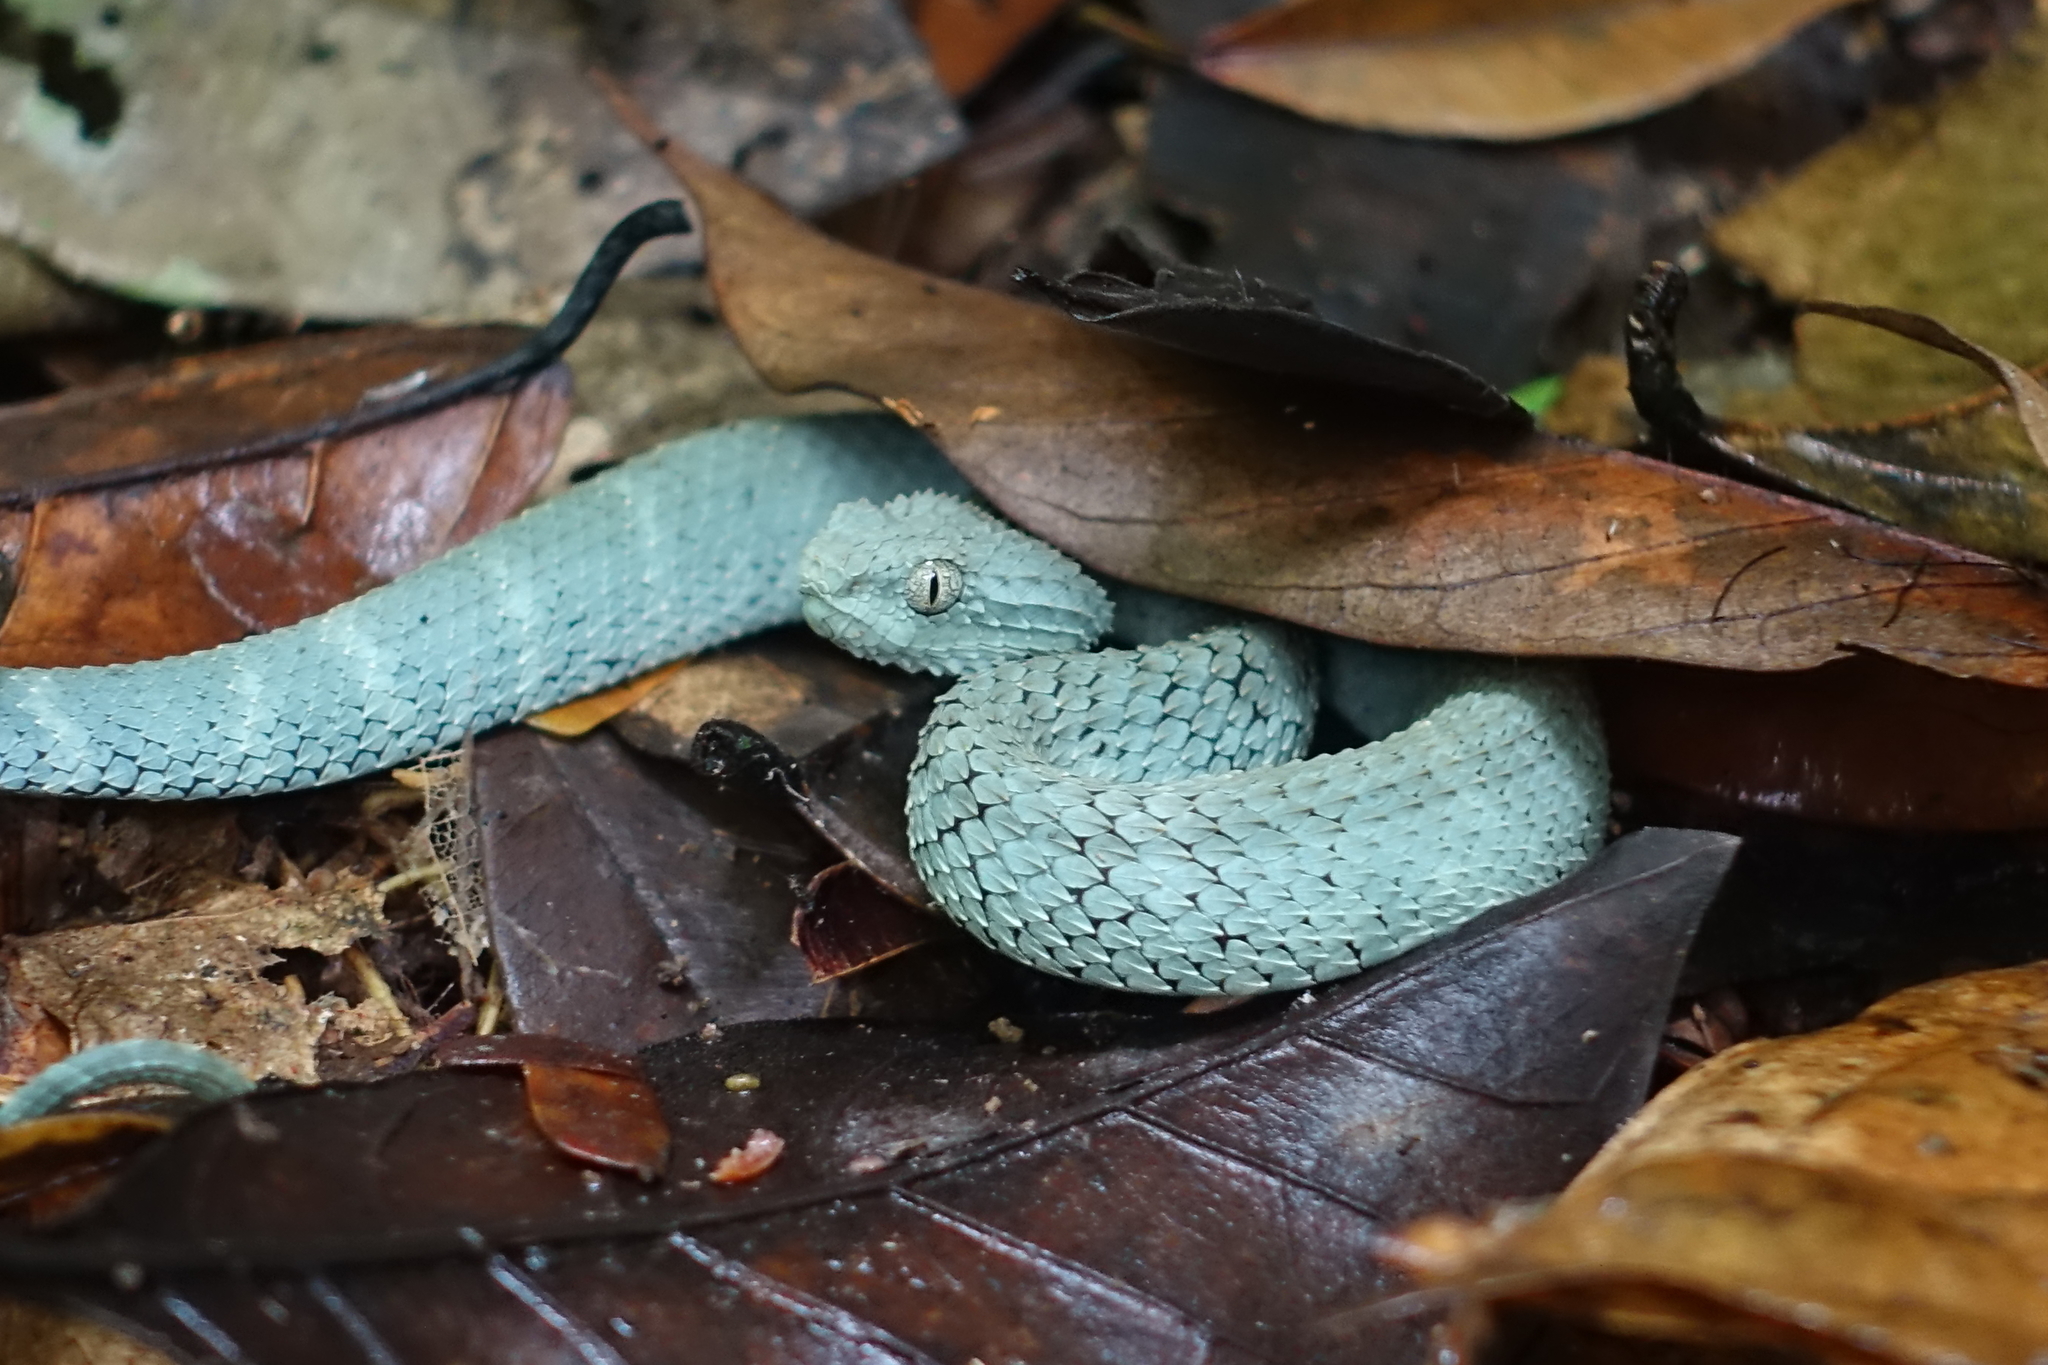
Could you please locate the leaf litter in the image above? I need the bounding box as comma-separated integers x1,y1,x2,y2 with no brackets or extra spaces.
2,6,2048,1363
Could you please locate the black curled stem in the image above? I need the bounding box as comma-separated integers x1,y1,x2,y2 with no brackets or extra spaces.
1624,261,1719,464
88,199,693,494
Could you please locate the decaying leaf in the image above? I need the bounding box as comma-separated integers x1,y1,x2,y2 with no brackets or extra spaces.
2,874,402,1088
472,725,992,1053
1385,960,2048,1363
910,0,1071,96
440,1036,671,1183
1194,0,1853,141
1,831,1734,1365
1629,266,2048,565
1712,17,2048,420
0,327,563,668
600,86,2048,688
1597,653,2048,831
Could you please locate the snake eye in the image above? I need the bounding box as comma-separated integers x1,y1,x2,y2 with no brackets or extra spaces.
906,558,963,615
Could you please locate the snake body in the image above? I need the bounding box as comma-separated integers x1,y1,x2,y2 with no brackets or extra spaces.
0,413,1607,994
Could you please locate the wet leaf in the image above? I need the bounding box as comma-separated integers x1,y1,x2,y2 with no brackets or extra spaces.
1598,653,2048,831
589,0,963,216
910,0,1071,96
471,725,993,1052
793,862,943,982
0,327,564,668
1386,960,2048,1364
0,830,1734,1365
1018,245,1523,420
1629,266,2048,566
599,94,2048,688
1194,0,1852,141
0,1114,169,1229
1712,17,2048,421
440,1037,670,1183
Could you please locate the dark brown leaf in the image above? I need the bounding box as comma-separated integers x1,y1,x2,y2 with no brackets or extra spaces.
0,331,565,668
1629,264,2048,566
794,862,945,982
472,725,997,1051
601,88,2048,688
1599,653,2048,831
0,829,1735,1365
435,1038,674,1183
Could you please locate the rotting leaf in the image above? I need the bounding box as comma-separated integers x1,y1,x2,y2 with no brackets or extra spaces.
1629,265,2048,566
910,0,1071,96
0,328,564,668
598,86,2048,688
439,1036,670,1183
1597,653,2048,831
0,1113,170,1230
1383,960,2048,1364
794,862,945,983
1712,18,2048,421
1192,0,1855,141
0,830,1734,1365
1017,241,1524,421
0,872,404,1089
472,725,995,1053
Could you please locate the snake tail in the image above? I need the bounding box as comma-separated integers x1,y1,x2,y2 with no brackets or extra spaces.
0,1040,254,1124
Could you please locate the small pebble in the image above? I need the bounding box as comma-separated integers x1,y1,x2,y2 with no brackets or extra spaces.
724,1073,760,1092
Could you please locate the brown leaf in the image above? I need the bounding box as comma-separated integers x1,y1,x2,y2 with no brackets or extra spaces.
472,725,993,1053
9,830,1734,1365
910,0,1070,96
0,1113,170,1229
0,328,564,668
1710,21,2048,421
1631,270,2048,566
598,86,2048,688
1388,961,2048,1363
440,1036,670,1183
1598,654,2048,831
1194,0,1852,141
2,874,397,1088
793,862,944,983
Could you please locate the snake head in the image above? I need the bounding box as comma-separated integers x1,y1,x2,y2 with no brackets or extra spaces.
800,492,1112,676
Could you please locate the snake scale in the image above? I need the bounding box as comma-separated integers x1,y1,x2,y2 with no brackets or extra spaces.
0,413,1607,995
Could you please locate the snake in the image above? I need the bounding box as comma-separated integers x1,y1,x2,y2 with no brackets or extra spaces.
0,413,1607,996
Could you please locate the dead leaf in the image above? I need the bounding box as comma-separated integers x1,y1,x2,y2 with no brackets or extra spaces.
0,327,563,668
910,0,1071,96
439,1036,670,1182
1385,961,2048,1363
1195,0,1853,141
1629,265,2048,566
1598,653,2048,831
6,830,1734,1365
793,862,944,983
600,84,2048,688
3,874,399,1088
1712,18,2048,421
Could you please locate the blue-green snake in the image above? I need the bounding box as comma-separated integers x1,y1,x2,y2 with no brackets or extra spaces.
0,414,1607,995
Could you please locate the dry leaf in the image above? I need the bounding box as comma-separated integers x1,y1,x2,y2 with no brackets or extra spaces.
910,0,1071,96
1713,18,2048,421
3,875,400,1088
1387,961,2048,1363
1195,0,1852,141
599,81,2048,688
0,327,563,668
